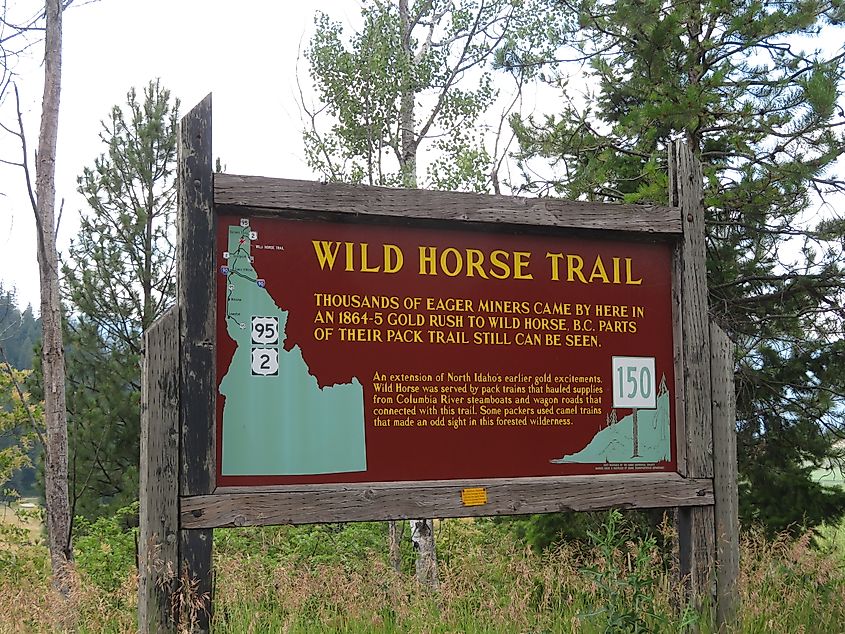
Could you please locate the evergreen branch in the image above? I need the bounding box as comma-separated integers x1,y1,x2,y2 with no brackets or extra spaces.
712,273,828,291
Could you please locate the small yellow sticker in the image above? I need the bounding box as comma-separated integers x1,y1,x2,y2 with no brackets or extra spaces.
461,487,488,507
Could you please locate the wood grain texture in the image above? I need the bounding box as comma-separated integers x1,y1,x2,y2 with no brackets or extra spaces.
179,529,213,633
672,241,688,477
678,504,716,599
178,94,215,497
711,323,739,630
180,473,713,529
672,143,713,479
214,174,682,235
139,308,179,633
670,141,716,608
177,95,215,633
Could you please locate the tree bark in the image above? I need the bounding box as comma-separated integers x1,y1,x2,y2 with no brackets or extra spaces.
398,0,438,589
411,519,439,590
398,0,416,187
36,0,72,588
388,519,402,573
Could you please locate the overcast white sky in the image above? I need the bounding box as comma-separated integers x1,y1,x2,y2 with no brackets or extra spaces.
2,1,841,313
0,0,363,310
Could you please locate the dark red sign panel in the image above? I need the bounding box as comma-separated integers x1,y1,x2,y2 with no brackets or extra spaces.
215,214,677,486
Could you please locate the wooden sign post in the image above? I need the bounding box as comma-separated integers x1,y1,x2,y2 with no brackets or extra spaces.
139,98,738,633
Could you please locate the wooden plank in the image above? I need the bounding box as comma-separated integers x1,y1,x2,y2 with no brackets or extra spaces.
177,94,215,633
180,473,714,529
671,141,716,604
178,93,216,495
672,240,688,476
214,174,683,235
677,504,716,597
674,144,713,479
711,323,739,630
178,529,213,633
139,308,179,633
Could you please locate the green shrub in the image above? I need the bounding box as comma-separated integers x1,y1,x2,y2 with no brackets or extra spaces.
580,509,697,633
495,509,670,553
214,521,388,569
73,502,137,594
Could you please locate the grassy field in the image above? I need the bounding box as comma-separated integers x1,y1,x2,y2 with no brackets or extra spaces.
1,508,844,633
0,498,43,540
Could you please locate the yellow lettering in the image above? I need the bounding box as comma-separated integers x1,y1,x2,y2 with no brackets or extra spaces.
312,240,341,271
441,247,462,277
384,244,403,273
466,249,489,279
513,251,533,280
566,255,587,283
344,242,354,272
419,246,437,275
625,258,642,285
589,255,610,283
546,252,564,281
490,250,512,279
359,243,380,273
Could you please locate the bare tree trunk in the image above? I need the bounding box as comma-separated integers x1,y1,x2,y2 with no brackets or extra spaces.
388,520,402,572
412,519,439,589
398,0,416,188
36,0,72,588
398,0,438,589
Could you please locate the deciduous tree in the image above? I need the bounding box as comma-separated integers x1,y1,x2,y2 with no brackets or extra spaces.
37,0,71,586
0,286,40,499
302,0,552,584
0,363,42,500
302,0,551,193
1,0,74,588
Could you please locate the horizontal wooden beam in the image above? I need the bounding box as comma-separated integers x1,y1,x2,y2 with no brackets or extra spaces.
214,174,682,236
180,473,713,528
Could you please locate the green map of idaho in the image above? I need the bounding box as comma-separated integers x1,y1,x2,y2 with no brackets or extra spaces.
220,223,367,476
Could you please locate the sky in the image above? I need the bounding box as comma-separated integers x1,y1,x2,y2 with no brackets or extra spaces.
0,0,361,311
1,1,841,313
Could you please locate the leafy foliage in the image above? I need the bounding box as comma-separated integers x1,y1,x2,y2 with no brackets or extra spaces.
0,363,41,501
215,522,390,570
0,287,41,499
580,510,697,632
495,509,670,554
73,502,139,595
302,0,546,192
510,0,845,534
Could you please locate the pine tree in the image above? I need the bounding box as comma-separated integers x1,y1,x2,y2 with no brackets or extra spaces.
510,0,845,534
0,286,40,371
61,80,178,518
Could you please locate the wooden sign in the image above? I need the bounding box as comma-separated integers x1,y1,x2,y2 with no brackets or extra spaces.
139,96,739,633
215,215,678,486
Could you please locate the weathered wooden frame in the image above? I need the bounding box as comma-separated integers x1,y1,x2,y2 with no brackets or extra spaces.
139,97,739,632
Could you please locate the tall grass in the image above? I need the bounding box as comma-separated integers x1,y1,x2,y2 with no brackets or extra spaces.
1,510,844,633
